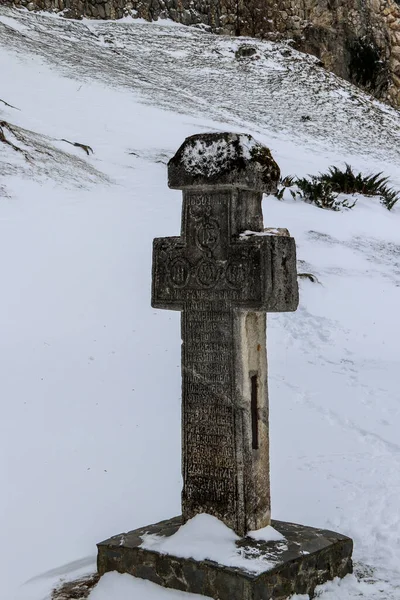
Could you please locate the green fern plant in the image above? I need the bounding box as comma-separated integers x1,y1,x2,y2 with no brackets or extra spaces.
295,176,356,211
275,175,296,200
274,164,398,211
319,164,398,210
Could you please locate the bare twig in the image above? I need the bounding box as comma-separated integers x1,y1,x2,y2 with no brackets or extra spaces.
298,272,319,283
0,98,20,111
61,139,94,155
0,121,31,161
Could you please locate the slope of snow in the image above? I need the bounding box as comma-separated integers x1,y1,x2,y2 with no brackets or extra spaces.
1,6,400,600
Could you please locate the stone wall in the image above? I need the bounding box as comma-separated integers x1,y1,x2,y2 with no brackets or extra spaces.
10,0,400,107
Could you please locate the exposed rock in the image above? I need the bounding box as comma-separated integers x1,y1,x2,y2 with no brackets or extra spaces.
7,0,400,107
235,44,258,58
52,574,99,600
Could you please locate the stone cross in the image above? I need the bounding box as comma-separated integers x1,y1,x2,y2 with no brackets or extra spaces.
152,133,298,537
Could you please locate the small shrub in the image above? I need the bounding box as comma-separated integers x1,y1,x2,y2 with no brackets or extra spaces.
295,176,356,211
274,164,399,211
275,175,296,200
319,164,399,210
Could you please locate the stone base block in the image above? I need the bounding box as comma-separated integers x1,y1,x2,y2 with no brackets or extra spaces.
97,516,353,600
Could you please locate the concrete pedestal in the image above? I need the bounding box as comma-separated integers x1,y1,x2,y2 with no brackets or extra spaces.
97,516,353,600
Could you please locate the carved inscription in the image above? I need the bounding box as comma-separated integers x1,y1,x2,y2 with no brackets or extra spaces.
154,240,264,309
149,132,302,537
154,191,263,521
195,259,220,287
226,259,248,288
168,257,190,288
196,217,220,252
182,302,237,515
152,182,297,531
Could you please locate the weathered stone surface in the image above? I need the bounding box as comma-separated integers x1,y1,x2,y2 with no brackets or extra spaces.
152,133,297,536
95,132,351,597
168,133,280,192
97,516,354,600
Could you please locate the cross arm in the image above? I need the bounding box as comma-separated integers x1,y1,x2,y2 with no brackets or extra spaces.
239,234,299,312
152,236,186,311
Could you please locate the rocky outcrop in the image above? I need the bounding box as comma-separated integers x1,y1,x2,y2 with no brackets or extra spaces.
9,0,400,107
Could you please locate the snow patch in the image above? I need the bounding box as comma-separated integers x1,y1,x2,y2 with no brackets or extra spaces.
0,15,29,32
88,572,210,600
247,525,285,542
240,228,289,238
140,514,276,574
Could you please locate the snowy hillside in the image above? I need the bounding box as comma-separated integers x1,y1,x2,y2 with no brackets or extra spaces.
1,6,400,600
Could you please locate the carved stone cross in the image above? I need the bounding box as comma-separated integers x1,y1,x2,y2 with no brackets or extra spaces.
98,135,351,600
152,133,299,537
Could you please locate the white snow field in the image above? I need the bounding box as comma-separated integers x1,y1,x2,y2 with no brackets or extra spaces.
1,6,400,600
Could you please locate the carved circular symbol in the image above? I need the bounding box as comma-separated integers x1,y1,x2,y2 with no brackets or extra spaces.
225,260,247,288
196,218,220,252
168,257,190,288
196,259,220,288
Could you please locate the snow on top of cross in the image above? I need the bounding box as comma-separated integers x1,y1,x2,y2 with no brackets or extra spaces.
169,132,280,191
180,133,258,177
140,514,285,574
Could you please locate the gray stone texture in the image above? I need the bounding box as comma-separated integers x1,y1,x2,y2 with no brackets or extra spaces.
8,0,400,108
97,516,354,600
95,132,352,597
152,133,298,536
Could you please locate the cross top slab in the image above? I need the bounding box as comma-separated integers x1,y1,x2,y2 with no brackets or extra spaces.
152,133,298,536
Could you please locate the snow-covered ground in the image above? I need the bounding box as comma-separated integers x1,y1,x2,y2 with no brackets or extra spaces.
1,6,400,599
